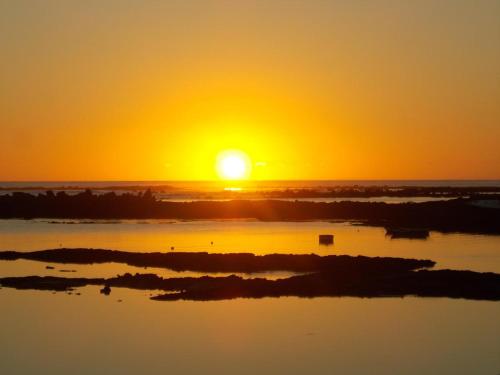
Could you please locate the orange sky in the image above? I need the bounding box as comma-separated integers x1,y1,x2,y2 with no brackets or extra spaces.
0,1,499,181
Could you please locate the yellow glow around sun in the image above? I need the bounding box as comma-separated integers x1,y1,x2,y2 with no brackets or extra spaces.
216,150,251,180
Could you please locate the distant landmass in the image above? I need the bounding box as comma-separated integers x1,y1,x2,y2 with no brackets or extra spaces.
1,189,499,234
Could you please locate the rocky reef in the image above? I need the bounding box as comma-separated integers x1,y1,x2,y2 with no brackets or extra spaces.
1,249,499,301
0,248,434,273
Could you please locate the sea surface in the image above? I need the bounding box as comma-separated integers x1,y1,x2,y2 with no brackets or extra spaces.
1,180,499,374
1,289,499,375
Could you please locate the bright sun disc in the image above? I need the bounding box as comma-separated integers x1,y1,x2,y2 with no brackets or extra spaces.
216,150,251,180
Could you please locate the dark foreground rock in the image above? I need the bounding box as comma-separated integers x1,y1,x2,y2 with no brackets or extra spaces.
0,275,103,291
0,248,434,273
1,266,500,302
151,269,500,301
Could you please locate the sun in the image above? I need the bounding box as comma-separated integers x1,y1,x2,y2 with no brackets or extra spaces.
216,150,251,180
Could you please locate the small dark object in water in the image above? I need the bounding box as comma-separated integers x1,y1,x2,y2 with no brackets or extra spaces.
100,285,111,295
117,299,122,302
211,241,213,245
319,234,334,245
386,228,429,239
46,266,55,270
170,246,174,251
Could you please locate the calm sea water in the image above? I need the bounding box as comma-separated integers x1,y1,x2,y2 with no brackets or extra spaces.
1,180,499,374
1,288,499,375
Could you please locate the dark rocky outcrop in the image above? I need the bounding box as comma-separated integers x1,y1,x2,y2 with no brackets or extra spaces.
1,249,499,301
1,268,500,301
0,275,103,291
100,285,111,295
0,248,434,273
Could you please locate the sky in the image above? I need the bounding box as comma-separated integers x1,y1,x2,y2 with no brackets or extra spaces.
1,0,499,181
